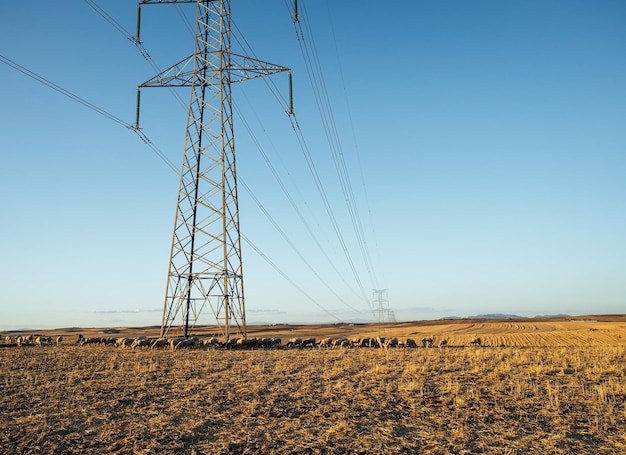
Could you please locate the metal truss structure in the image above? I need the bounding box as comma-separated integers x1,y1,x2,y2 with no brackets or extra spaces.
138,0,289,339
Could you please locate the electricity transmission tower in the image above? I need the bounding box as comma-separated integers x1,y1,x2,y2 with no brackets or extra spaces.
138,0,289,340
373,289,395,325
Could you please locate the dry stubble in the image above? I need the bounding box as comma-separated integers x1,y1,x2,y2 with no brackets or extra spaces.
1,345,625,454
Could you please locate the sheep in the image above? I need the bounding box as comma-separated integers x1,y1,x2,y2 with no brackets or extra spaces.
103,337,118,346
374,336,386,348
272,337,283,347
16,336,23,347
318,338,333,348
469,337,482,347
56,336,63,346
383,337,399,349
359,337,371,348
204,337,221,348
223,337,241,349
116,337,134,348
366,337,379,348
256,337,272,349
168,337,190,350
238,337,263,349
405,338,417,348
332,338,350,348
236,338,258,349
151,338,170,349
174,338,201,350
286,337,302,348
80,337,103,346
35,336,43,347
131,337,152,349
421,337,433,348
76,334,84,344
301,337,316,348
439,339,448,348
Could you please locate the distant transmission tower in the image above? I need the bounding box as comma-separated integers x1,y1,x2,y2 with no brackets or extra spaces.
373,289,389,325
137,0,289,340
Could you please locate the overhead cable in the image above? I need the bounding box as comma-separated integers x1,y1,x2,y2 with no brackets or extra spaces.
290,2,380,293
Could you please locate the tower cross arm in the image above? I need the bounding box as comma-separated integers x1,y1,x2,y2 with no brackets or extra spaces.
139,55,196,88
139,53,289,88
228,53,290,84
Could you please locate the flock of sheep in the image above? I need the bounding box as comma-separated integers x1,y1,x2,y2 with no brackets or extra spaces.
3,334,482,350
3,335,63,346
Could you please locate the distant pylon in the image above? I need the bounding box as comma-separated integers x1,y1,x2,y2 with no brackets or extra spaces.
373,289,389,325
138,0,289,340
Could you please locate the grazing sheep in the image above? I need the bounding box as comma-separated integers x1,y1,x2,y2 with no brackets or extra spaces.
359,337,371,348
76,334,84,344
374,336,386,348
469,337,482,347
421,337,433,348
204,337,221,348
103,337,118,346
35,336,43,347
168,337,190,350
383,337,399,349
332,338,350,348
405,338,417,348
236,338,259,349
256,337,272,349
286,337,302,348
439,339,448,348
56,336,63,346
268,337,280,348
223,337,240,349
150,338,169,349
301,337,316,348
174,338,201,350
4,336,13,344
131,337,152,349
318,338,333,348
80,337,103,346
115,337,133,348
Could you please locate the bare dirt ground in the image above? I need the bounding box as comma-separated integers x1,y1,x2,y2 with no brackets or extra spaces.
1,316,626,454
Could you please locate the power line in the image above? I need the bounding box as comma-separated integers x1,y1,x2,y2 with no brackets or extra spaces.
241,233,342,322
0,53,129,129
290,2,380,294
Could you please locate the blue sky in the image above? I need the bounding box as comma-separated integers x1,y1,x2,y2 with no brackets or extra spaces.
1,1,624,330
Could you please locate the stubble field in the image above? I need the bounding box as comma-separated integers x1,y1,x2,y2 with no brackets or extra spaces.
2,317,626,454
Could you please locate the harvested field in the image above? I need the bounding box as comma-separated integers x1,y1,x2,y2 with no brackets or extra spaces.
2,334,626,453
4,314,626,348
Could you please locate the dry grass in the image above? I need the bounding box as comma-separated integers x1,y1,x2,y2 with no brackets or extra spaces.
1,343,626,454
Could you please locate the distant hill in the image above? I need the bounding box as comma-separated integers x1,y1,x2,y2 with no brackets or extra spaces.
440,314,525,320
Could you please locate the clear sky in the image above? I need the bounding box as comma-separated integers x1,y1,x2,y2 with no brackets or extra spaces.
1,1,624,330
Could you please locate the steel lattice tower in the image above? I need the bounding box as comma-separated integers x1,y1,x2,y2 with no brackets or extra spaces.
138,0,289,339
